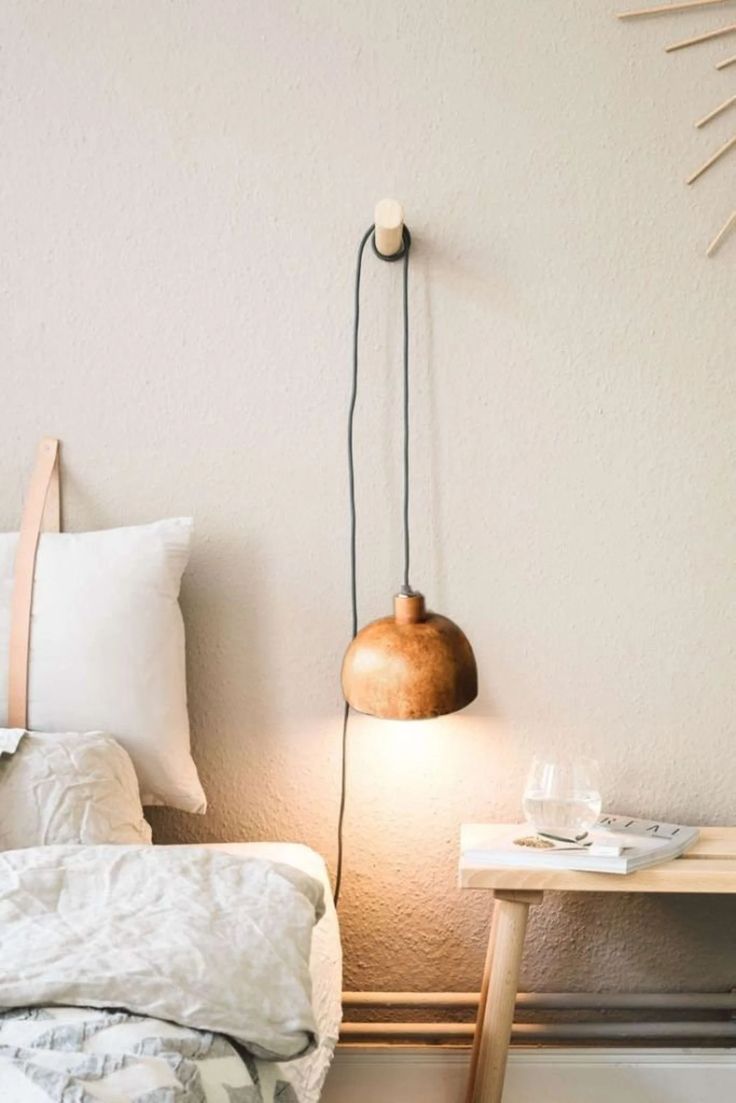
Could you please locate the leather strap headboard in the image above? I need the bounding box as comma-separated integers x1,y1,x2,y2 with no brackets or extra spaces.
7,438,61,728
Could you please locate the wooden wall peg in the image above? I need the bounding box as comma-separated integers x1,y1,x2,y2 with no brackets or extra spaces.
374,198,405,257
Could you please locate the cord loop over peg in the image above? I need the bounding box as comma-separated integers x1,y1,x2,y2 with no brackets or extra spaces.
372,198,411,261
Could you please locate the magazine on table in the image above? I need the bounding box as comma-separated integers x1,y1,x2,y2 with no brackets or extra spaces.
462,815,699,874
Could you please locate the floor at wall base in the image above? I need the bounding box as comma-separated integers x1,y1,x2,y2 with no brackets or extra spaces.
322,1045,736,1102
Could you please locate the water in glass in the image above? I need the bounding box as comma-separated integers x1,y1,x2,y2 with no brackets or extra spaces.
522,756,602,839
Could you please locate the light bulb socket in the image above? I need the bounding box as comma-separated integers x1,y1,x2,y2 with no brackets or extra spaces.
394,591,426,625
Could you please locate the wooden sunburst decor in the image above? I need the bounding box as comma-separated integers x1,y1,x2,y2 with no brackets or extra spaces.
618,0,736,255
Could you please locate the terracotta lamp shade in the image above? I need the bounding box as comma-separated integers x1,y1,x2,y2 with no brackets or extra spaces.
341,592,478,720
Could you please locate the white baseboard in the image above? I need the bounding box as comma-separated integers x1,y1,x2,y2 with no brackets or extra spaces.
322,1046,736,1103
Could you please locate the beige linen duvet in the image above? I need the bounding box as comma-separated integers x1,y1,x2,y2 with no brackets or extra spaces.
0,844,325,1102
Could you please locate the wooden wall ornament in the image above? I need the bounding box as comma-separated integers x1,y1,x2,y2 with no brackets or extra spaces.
707,208,736,252
617,0,736,256
695,91,736,125
665,21,736,50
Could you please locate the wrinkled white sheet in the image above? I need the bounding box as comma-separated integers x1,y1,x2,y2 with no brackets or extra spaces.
0,730,152,849
208,842,342,1102
0,845,324,1061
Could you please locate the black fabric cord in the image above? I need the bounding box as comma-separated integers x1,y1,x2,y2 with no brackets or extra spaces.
333,225,372,908
401,240,411,594
333,223,412,908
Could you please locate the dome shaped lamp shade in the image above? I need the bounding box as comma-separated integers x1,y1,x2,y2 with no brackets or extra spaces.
341,592,478,720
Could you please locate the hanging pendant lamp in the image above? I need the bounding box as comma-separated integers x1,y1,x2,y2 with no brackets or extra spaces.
342,590,477,720
340,201,478,722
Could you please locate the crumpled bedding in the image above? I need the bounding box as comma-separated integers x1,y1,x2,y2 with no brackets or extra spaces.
0,1006,304,1102
0,729,152,849
0,844,326,1102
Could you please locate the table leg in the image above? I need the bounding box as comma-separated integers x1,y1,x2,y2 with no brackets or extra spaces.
468,890,542,1103
464,909,498,1103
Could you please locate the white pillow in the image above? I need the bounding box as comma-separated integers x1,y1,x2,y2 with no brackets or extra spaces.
0,518,206,812
0,729,152,848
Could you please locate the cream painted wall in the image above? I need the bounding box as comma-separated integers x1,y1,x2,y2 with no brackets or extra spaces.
1,0,734,998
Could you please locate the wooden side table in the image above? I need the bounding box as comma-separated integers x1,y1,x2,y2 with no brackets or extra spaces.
459,823,736,1103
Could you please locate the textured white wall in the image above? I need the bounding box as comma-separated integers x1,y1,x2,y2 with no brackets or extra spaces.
1,0,734,996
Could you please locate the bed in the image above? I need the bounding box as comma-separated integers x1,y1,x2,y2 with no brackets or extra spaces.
207,841,342,1102
0,840,341,1103
0,455,341,1102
